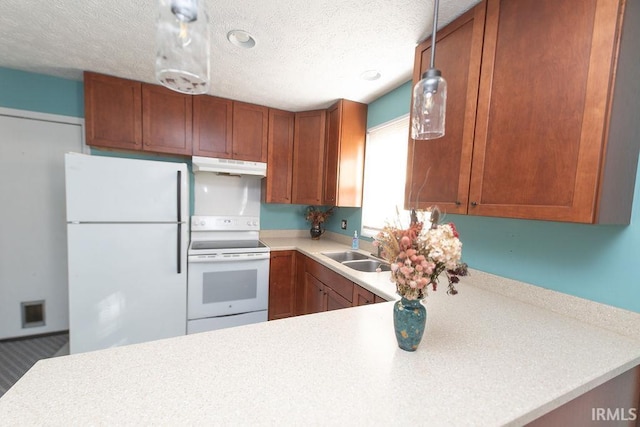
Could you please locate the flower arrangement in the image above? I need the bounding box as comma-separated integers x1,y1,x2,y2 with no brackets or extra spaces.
305,206,334,226
374,207,468,300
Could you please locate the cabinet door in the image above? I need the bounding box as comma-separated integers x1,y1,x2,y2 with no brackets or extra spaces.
323,102,340,205
469,0,622,222
324,100,367,207
326,287,351,311
292,110,327,205
374,295,387,304
405,4,485,213
294,252,308,316
305,257,353,304
353,284,375,306
142,84,193,155
265,109,295,203
193,95,233,158
304,272,326,315
268,250,296,320
232,101,268,162
84,72,142,151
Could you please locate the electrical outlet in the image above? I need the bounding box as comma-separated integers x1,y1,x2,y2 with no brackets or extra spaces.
341,219,347,230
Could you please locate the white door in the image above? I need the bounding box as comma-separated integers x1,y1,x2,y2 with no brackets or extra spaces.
67,223,187,354
0,109,83,339
65,153,189,223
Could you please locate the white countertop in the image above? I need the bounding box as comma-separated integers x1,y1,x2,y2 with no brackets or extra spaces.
1,233,640,425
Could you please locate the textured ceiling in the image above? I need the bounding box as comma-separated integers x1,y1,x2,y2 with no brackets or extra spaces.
0,0,480,112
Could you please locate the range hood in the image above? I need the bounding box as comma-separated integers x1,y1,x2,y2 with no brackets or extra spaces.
192,156,267,177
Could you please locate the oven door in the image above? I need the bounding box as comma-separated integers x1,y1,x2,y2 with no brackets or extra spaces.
187,252,269,320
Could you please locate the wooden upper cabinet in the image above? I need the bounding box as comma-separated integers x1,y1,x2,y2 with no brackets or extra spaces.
193,95,233,158
405,4,485,214
232,101,268,162
323,104,340,205
469,0,637,223
292,110,327,205
264,109,295,203
323,99,367,207
406,0,639,224
84,71,142,150
141,83,192,155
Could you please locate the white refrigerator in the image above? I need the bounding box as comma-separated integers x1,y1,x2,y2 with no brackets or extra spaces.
65,153,188,354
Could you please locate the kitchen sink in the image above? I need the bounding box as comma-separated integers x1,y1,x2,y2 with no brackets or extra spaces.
321,251,369,262
342,259,391,273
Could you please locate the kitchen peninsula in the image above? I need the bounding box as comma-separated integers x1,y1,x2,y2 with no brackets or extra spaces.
1,236,639,425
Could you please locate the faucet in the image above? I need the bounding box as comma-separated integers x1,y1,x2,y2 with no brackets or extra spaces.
372,245,383,259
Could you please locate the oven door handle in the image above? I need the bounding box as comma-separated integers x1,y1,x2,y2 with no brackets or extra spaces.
188,253,271,263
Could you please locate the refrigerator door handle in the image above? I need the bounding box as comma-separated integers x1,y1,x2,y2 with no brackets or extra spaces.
177,223,182,274
177,170,182,223
177,170,183,274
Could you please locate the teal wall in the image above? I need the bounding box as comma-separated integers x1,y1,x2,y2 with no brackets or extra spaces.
366,81,413,128
4,67,639,312
0,67,84,117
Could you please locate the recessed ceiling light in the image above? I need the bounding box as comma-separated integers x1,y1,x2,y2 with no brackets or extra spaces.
227,30,256,49
360,70,381,81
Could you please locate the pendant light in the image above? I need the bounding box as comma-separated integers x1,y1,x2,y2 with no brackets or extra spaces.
411,0,447,140
155,0,210,95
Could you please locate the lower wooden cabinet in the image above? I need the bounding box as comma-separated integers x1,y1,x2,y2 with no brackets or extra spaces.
353,285,375,306
269,250,388,320
374,295,387,304
304,272,326,314
268,251,296,320
294,251,307,316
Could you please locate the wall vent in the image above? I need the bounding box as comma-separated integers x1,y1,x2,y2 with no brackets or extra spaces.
21,300,45,328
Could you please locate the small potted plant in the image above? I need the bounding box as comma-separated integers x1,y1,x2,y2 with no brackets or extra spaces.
305,206,334,240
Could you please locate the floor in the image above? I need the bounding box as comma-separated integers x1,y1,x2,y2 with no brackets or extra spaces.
0,333,69,398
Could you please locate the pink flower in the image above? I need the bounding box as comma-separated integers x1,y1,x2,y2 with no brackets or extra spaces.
400,236,411,250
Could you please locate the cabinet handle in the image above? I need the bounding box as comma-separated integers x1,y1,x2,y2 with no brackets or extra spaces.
455,201,461,206
471,201,478,207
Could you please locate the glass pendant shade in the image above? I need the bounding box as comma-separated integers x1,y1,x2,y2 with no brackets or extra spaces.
411,68,447,140
155,0,210,95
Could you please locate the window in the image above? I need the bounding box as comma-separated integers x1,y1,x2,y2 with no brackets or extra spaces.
361,114,410,237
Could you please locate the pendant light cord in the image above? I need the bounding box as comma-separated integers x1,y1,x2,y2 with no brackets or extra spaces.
429,0,439,70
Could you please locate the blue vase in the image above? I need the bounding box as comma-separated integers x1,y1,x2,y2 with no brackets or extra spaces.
393,297,426,351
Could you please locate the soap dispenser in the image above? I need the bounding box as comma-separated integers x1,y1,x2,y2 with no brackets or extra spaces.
352,230,359,249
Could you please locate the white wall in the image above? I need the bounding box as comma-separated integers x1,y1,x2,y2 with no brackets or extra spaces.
0,108,84,339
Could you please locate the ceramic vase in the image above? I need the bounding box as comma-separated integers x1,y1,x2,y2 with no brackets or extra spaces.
393,297,426,351
310,224,323,240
